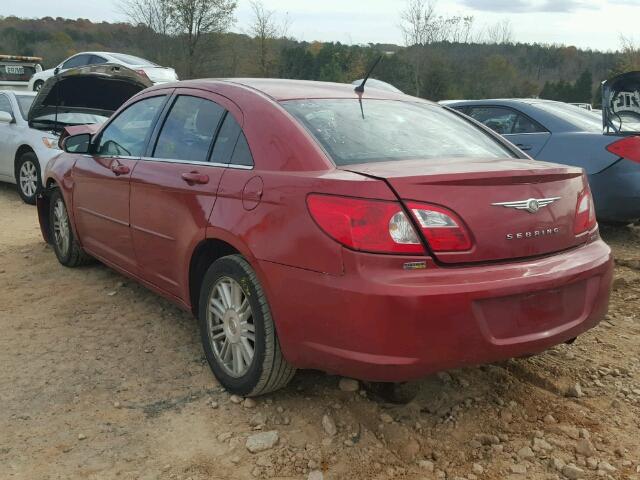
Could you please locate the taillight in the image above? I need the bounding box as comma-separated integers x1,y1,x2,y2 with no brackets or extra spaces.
574,189,597,235
135,69,150,80
406,202,473,252
306,194,424,254
606,136,640,163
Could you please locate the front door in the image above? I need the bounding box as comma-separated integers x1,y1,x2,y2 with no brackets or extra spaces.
130,90,244,301
73,94,167,272
0,93,17,179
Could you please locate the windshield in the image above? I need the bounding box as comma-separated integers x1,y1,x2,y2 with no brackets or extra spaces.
282,99,514,166
109,53,156,67
16,95,35,120
533,102,603,132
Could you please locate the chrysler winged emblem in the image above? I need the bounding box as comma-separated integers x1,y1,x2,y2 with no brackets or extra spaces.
491,197,561,214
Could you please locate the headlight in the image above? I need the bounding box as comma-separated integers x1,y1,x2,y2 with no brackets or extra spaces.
42,137,59,149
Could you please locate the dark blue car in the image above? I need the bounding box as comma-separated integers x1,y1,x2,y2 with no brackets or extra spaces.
444,72,640,224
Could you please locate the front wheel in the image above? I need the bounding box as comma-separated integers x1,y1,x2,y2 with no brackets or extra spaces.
49,189,93,267
198,255,296,396
15,152,41,204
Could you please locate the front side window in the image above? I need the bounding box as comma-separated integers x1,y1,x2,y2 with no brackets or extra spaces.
15,95,35,120
96,96,165,157
283,100,513,166
154,96,224,162
62,54,91,70
0,94,12,115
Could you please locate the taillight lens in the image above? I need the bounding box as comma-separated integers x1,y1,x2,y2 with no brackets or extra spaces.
306,194,424,254
406,202,473,252
135,69,150,80
574,189,597,235
606,136,640,163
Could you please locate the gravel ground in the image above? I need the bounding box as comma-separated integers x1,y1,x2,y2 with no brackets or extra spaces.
1,182,639,480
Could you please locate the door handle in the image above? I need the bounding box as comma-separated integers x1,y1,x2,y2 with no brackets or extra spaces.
516,143,533,151
111,162,130,175
181,172,210,185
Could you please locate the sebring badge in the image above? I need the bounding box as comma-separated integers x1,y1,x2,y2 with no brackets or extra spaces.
491,197,561,214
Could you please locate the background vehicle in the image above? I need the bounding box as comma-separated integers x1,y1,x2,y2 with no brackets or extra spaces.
28,51,177,92
0,64,150,204
443,97,640,224
0,55,42,91
38,79,612,397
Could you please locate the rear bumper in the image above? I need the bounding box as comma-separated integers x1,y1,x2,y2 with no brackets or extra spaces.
590,159,640,223
262,239,613,382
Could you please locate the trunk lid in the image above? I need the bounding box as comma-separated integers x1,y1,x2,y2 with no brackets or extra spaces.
343,157,589,264
603,71,640,134
29,63,152,132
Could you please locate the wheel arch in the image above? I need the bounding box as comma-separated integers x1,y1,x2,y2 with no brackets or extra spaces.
14,144,36,171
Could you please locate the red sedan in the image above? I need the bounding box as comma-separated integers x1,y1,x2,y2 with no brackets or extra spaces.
37,79,613,396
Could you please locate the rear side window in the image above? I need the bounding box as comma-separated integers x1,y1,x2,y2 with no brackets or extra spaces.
283,99,513,165
230,133,254,167
211,113,241,164
154,96,224,162
467,106,546,135
97,96,165,157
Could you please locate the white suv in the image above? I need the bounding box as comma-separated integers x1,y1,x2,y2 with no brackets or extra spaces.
28,52,178,91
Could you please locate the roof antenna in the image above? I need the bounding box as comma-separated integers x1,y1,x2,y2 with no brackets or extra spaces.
355,55,383,93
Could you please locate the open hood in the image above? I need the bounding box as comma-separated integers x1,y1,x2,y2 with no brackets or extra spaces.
602,71,640,135
28,63,152,131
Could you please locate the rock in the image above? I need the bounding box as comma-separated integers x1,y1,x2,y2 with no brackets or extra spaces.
400,438,420,461
246,431,279,453
586,457,598,470
549,457,566,471
472,463,484,474
77,433,87,440
561,464,584,480
533,437,553,451
338,378,359,392
243,398,257,409
557,425,580,440
217,432,232,442
380,413,394,424
510,464,527,475
210,401,219,409
230,395,243,404
544,414,557,424
612,276,628,291
418,460,435,472
477,434,500,446
308,470,324,480
322,414,337,436
230,455,241,464
250,412,267,427
517,446,535,460
113,401,121,409
575,438,596,457
598,461,616,473
567,383,584,398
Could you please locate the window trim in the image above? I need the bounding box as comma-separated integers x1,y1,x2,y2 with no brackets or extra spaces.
463,104,550,135
92,93,170,158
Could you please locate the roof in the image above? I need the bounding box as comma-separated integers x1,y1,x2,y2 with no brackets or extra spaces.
176,78,419,102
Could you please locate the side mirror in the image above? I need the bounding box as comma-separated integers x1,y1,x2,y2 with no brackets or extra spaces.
54,67,60,75
64,133,92,154
0,111,14,124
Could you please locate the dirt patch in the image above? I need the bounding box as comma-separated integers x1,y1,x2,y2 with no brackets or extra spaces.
1,183,639,480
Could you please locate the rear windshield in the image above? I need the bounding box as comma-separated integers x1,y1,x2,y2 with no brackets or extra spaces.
16,95,35,120
533,102,603,132
109,53,156,67
282,99,514,165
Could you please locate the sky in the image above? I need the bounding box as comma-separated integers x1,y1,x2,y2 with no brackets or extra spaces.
2,0,638,52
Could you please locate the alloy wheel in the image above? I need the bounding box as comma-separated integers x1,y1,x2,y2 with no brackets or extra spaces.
19,161,38,199
207,276,256,377
52,198,70,256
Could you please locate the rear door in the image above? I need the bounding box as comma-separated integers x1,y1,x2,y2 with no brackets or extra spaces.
73,92,169,272
129,89,244,300
466,105,551,157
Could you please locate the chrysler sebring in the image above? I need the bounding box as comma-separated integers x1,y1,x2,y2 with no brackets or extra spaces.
37,79,613,396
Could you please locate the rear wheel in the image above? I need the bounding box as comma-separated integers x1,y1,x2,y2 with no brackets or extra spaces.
15,152,41,204
198,254,295,396
49,189,93,267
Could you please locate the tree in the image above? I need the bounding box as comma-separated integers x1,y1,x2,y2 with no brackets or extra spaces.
169,0,237,78
248,0,290,76
484,19,513,45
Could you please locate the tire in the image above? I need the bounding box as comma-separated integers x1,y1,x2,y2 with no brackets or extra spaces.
198,254,295,396
15,152,41,205
33,80,44,92
49,188,93,267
